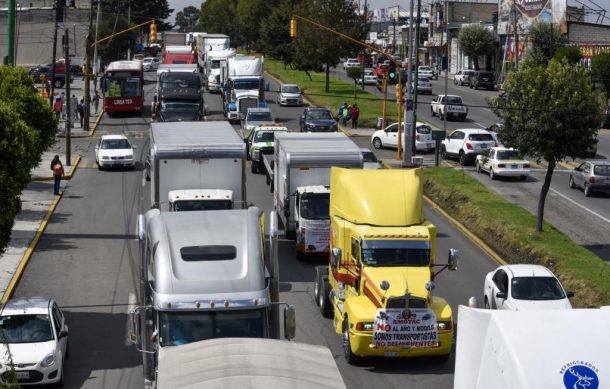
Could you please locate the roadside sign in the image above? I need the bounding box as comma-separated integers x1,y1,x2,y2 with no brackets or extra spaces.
373,308,438,348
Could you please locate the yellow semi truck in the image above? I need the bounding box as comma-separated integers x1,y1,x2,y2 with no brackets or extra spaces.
314,168,459,363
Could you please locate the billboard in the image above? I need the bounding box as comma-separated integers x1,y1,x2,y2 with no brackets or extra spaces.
497,0,567,35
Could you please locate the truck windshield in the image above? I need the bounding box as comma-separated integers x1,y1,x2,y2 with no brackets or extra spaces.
361,240,431,267
300,193,330,220
160,101,199,112
158,308,267,347
172,200,232,211
211,60,221,69
233,79,260,90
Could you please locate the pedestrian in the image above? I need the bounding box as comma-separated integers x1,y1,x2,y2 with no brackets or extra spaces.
350,104,360,129
59,92,66,120
50,155,64,196
53,97,63,121
70,94,78,125
337,102,348,121
341,104,351,126
78,99,85,128
93,90,100,115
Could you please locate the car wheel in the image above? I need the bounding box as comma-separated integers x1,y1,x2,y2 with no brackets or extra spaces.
320,278,333,318
430,107,435,117
459,151,467,166
584,183,592,197
569,175,576,189
460,80,463,86
489,168,496,180
343,318,360,364
484,297,491,309
440,112,445,121
460,115,466,122
476,161,482,173
373,137,383,149
454,79,457,85
440,146,448,159
54,79,64,88
474,84,479,90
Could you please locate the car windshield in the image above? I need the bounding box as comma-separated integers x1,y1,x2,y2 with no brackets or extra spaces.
281,85,300,93
445,96,463,104
0,314,54,343
248,112,273,121
511,276,566,300
254,131,276,142
594,165,610,176
173,200,232,211
101,139,131,149
361,240,430,267
362,151,378,163
419,67,431,72
496,150,521,160
417,125,431,134
308,110,333,120
300,193,330,220
468,133,494,141
418,77,430,83
158,309,267,347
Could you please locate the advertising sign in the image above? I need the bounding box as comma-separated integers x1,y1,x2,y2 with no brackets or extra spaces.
373,308,438,348
497,0,567,35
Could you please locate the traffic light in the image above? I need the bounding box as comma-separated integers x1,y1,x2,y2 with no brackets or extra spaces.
150,21,157,43
55,0,65,22
290,18,297,38
388,70,396,85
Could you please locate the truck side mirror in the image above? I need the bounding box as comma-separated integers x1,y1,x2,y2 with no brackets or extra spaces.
495,291,507,300
448,248,459,270
332,247,342,268
137,214,146,241
283,305,296,340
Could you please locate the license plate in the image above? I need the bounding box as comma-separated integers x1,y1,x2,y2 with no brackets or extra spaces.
427,143,434,148
16,372,29,379
384,351,400,357
511,164,518,169
480,144,489,149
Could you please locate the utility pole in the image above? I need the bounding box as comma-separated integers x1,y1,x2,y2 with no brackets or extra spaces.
93,0,101,94
7,0,15,65
49,0,61,106
64,29,71,166
411,0,422,156
442,16,450,155
126,0,132,60
84,0,94,132
403,0,415,166
512,0,519,70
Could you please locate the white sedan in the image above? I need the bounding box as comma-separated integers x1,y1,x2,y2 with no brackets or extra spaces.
484,264,573,311
371,121,435,152
0,297,69,386
357,70,377,85
475,147,530,180
95,134,135,170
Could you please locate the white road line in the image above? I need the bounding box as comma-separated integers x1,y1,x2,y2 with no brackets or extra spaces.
549,187,610,224
125,292,137,346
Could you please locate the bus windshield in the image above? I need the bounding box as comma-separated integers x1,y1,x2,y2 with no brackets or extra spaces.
158,309,267,347
106,77,141,97
361,240,431,267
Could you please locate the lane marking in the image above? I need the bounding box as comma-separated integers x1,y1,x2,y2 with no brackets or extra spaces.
549,187,610,225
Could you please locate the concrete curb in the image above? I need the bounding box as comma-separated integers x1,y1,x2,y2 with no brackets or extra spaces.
1,191,63,304
32,155,82,181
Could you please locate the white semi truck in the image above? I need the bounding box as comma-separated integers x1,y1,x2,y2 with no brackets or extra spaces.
149,121,246,211
273,133,363,258
205,48,235,93
132,208,293,388
195,33,230,73
224,56,266,122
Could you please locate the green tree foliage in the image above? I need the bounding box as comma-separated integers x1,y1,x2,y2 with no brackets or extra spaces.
259,0,296,66
200,0,238,43
96,16,137,62
236,0,276,51
591,52,610,93
457,24,496,70
130,0,173,31
524,21,565,67
346,67,362,99
492,60,601,232
175,6,200,33
552,46,582,65
0,66,56,254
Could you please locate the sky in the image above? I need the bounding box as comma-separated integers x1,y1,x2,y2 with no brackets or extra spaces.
167,0,610,25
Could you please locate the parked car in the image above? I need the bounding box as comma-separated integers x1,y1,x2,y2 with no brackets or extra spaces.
276,83,303,106
413,76,432,94
357,70,377,85
475,147,530,180
569,160,610,197
299,107,338,132
95,134,135,170
484,264,573,311
371,121,435,152
469,70,496,90
440,128,496,165
28,65,67,88
0,297,69,386
454,69,475,86
417,66,435,80
142,57,160,71
360,148,382,169
343,58,361,70
243,107,275,132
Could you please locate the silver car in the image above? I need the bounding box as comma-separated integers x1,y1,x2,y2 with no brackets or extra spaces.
569,160,610,197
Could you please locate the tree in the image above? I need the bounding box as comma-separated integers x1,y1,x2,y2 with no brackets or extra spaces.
130,0,173,31
258,0,296,66
346,67,362,99
236,0,275,51
591,52,610,93
458,24,496,70
200,0,238,44
491,60,602,232
96,16,137,62
524,21,565,67
0,66,56,254
175,6,200,33
552,46,582,65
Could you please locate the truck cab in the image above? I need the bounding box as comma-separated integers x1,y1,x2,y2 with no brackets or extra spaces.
225,89,266,124
168,189,233,211
295,185,330,260
244,124,288,174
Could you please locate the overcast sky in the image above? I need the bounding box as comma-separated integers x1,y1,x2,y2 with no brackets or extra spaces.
168,0,610,25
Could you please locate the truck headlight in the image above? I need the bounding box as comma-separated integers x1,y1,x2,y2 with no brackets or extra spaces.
40,352,55,367
437,320,452,331
355,322,374,331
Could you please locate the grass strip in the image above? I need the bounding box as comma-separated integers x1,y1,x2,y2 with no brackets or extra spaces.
265,59,399,127
424,167,610,307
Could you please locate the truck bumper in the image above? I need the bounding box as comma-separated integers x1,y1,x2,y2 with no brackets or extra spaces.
349,329,453,358
227,112,241,121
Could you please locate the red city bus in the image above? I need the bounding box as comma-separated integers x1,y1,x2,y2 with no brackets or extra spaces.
103,60,144,116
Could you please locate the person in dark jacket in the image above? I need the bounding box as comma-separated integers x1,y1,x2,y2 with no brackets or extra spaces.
51,155,65,195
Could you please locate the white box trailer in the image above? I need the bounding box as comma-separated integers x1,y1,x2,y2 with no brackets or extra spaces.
157,338,346,389
150,121,246,210
273,133,362,247
454,306,610,389
195,33,230,72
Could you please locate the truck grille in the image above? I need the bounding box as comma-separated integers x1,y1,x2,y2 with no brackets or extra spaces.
387,296,427,309
239,98,258,114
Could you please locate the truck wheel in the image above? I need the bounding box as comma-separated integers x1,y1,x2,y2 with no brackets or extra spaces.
313,266,328,305
251,162,258,174
343,319,360,364
569,176,576,189
320,279,333,318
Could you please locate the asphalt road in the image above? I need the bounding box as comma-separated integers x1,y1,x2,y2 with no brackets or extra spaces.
12,70,576,388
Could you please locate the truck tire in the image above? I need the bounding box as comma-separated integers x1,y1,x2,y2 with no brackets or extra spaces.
320,279,333,318
251,161,259,174
314,266,328,305
343,318,361,364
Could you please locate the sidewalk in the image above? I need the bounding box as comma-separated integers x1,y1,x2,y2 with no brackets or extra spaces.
51,77,103,137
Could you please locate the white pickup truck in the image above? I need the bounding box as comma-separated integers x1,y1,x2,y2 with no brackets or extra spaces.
430,94,468,121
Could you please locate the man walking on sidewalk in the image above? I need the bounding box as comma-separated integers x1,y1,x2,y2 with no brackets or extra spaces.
93,91,101,115
51,155,64,196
